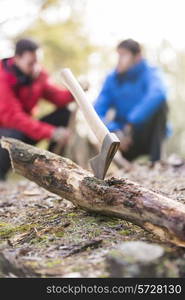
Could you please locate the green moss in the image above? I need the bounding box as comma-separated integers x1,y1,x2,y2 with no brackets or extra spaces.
25,261,39,268
47,214,60,220
45,259,62,268
83,216,97,225
88,228,101,238
0,222,10,227
30,235,49,245
98,216,119,226
0,222,38,239
119,229,132,235
55,231,65,237
68,212,77,217
72,265,86,272
100,274,109,278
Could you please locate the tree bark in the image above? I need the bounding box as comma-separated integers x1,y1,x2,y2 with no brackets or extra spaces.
1,137,185,247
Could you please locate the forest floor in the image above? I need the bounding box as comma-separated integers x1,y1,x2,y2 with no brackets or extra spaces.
1,161,185,278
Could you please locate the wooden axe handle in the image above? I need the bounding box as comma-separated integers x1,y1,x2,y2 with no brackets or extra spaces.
61,68,109,145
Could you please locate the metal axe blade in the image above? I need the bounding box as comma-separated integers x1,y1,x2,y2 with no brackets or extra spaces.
90,133,120,179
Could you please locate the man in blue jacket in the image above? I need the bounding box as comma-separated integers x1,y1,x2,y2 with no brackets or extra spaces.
94,39,168,164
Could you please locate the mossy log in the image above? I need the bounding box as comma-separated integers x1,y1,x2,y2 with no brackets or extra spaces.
1,137,185,247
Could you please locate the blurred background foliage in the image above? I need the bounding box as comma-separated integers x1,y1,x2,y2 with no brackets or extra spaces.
16,0,95,75
0,0,185,157
12,0,97,118
154,40,185,156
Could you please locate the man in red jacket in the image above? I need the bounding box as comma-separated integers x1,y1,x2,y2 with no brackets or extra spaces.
0,38,74,180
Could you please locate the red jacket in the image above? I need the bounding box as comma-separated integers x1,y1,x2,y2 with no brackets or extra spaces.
0,58,74,141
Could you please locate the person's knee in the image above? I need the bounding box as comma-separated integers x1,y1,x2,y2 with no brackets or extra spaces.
0,128,25,140
41,107,71,127
54,108,71,126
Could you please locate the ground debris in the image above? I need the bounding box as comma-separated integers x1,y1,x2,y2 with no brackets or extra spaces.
106,241,179,277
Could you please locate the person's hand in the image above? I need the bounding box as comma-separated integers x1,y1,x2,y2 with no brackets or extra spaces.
51,127,71,147
78,76,90,91
116,124,133,152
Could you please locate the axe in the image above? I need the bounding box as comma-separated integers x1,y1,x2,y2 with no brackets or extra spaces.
61,68,120,180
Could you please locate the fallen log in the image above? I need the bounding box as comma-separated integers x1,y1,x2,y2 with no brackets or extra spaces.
1,137,185,247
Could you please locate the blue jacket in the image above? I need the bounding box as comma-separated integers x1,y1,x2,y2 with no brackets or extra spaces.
94,59,167,131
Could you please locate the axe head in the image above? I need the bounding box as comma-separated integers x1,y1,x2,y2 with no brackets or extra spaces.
90,133,120,180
